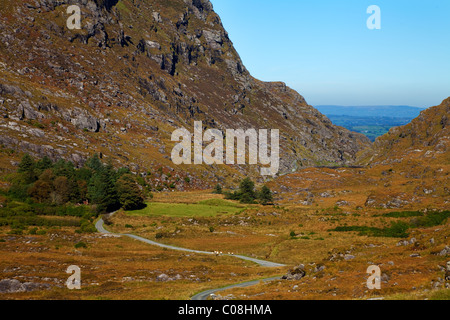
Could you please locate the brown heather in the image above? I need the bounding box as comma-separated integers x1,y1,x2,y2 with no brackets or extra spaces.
0,0,449,301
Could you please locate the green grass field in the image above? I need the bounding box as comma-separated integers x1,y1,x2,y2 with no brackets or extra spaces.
125,199,246,217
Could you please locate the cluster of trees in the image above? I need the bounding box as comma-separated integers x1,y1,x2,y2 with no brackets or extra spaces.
9,154,148,214
223,178,274,205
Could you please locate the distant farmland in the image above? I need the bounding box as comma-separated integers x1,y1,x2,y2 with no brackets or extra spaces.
315,105,425,141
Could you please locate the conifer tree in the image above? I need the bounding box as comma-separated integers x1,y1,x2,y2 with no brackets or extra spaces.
258,185,274,205
18,154,37,184
116,174,145,210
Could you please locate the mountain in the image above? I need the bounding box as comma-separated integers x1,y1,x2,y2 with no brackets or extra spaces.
358,97,450,165
315,105,425,118
0,0,370,189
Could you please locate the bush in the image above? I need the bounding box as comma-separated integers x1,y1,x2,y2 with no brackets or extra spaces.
382,211,424,218
213,184,222,194
76,219,97,233
74,242,87,249
258,185,273,205
410,211,450,228
225,179,273,205
9,229,23,235
329,222,410,238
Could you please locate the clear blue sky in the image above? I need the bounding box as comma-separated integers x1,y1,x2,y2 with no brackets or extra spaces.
210,0,450,108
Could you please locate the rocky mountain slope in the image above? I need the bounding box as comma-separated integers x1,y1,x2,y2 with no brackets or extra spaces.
0,0,370,188
359,97,450,166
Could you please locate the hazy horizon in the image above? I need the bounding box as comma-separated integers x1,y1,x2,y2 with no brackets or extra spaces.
211,0,450,108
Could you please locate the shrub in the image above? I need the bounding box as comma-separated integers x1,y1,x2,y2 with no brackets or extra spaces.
410,211,450,228
213,184,222,194
330,222,410,238
74,242,87,249
382,211,424,218
258,185,273,205
76,219,97,233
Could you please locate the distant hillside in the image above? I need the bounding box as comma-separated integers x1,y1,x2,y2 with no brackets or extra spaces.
315,105,426,141
315,105,425,118
358,97,450,165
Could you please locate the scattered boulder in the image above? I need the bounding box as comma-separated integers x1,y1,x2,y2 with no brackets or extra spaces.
336,200,350,207
152,12,162,23
380,273,390,283
282,264,306,281
397,238,417,247
0,279,24,293
365,193,411,209
439,246,450,256
156,274,170,282
314,264,326,273
0,279,50,293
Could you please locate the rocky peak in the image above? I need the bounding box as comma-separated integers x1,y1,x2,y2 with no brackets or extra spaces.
0,0,370,185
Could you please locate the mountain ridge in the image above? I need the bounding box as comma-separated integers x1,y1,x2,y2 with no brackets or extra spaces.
357,97,450,166
0,0,370,188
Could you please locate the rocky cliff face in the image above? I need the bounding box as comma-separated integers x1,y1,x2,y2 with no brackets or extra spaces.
0,0,370,187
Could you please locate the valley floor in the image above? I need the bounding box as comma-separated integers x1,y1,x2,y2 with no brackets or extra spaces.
1,172,449,300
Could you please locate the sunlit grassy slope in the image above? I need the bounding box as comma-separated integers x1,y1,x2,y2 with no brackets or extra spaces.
126,199,245,217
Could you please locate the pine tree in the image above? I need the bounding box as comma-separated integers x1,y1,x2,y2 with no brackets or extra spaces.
88,162,119,214
18,154,37,184
116,174,145,210
85,154,103,172
35,156,53,173
258,185,274,205
18,154,34,173
238,178,256,204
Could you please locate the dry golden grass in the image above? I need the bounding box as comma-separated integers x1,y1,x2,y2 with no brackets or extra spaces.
1,159,448,300
0,226,281,300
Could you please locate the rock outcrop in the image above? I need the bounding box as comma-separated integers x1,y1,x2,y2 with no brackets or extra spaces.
0,0,370,185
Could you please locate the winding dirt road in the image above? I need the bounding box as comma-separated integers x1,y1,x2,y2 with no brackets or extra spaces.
95,215,285,300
